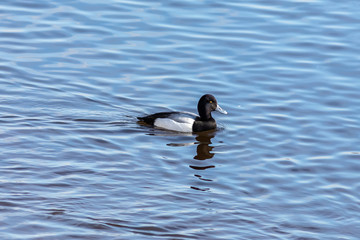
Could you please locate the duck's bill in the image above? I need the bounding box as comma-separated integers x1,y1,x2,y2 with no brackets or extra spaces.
215,105,227,114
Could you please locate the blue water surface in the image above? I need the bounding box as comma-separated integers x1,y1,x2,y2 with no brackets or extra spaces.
1,0,360,239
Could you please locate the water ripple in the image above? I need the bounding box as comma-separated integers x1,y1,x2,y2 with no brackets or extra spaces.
1,0,360,239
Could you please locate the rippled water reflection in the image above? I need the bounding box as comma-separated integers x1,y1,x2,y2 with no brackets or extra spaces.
1,0,360,239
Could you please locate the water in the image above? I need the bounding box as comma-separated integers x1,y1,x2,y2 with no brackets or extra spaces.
1,0,360,239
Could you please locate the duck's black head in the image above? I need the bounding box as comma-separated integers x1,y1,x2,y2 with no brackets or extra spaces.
197,94,227,120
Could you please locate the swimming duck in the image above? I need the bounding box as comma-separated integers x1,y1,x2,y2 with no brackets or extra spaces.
137,94,227,132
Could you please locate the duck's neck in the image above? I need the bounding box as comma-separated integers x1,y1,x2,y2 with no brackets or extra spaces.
199,109,212,121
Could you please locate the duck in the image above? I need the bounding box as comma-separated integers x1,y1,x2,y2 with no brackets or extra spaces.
137,94,227,132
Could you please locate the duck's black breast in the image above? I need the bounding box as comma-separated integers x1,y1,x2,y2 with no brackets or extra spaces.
192,117,216,132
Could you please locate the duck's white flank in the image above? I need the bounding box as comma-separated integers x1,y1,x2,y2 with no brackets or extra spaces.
154,112,196,132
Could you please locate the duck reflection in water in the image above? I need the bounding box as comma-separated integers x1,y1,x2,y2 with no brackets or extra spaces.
166,130,217,191
190,130,215,167
166,130,216,162
190,130,216,191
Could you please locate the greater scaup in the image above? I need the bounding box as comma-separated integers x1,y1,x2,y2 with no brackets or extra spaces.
137,94,227,132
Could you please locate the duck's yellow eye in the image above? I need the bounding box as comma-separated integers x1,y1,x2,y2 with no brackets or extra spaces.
209,100,213,103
